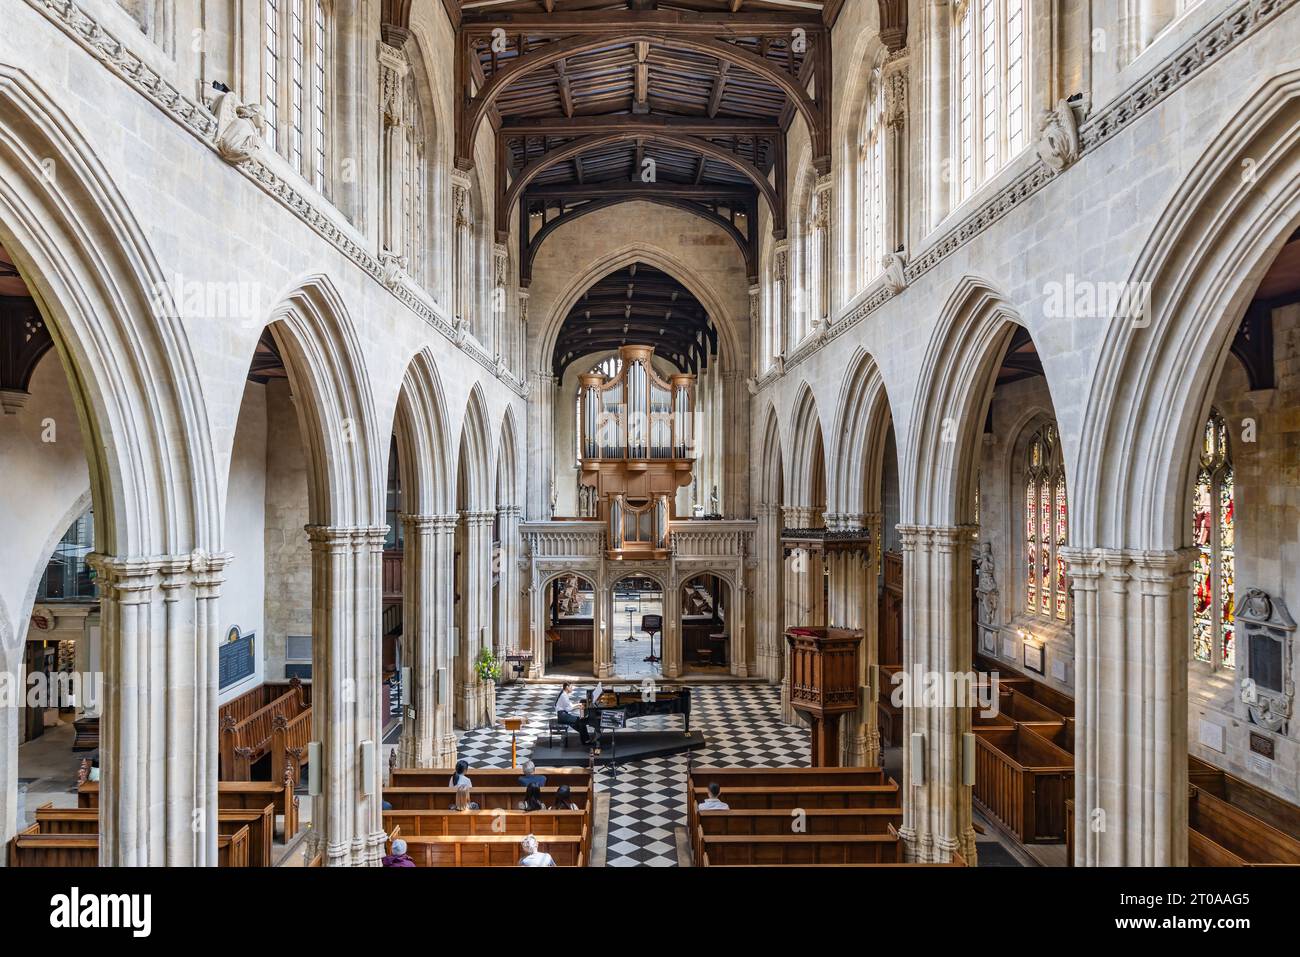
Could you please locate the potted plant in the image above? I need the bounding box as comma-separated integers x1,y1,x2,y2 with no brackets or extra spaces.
475,648,501,724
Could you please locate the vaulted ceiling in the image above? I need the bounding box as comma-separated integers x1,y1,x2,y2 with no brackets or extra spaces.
552,261,717,376
417,0,850,287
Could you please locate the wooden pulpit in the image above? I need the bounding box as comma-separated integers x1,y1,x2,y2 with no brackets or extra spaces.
784,626,864,766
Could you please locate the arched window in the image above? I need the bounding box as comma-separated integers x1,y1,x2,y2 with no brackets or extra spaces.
263,0,330,191
380,45,432,292
1191,409,1235,668
1024,424,1068,622
794,175,818,343
953,0,1029,203
860,72,886,284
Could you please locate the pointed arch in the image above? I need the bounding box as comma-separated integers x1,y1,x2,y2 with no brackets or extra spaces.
903,275,1025,526
495,405,521,511
394,349,454,516
757,401,785,507
262,274,384,527
1078,67,1300,549
456,383,495,511
829,348,895,518
786,382,828,511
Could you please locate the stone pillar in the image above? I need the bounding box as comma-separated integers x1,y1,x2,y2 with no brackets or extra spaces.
516,289,530,382
528,372,557,520
732,565,750,678
896,524,978,865
780,505,822,725
305,526,387,867
0,641,19,857
452,170,473,328
773,240,791,361
89,550,229,866
431,515,459,764
825,512,880,767
812,174,832,326
378,42,409,259
496,504,521,658
753,503,784,683
722,369,749,518
398,514,436,767
456,510,495,729
492,243,509,365
883,52,909,256
1065,546,1196,866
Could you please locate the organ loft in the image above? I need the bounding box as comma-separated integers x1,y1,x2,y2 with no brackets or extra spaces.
577,345,696,560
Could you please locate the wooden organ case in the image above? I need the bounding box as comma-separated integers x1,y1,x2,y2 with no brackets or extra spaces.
578,345,696,560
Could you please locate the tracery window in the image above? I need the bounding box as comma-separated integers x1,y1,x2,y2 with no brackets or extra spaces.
860,73,886,284
1191,409,1235,668
1024,424,1068,622
953,0,1029,203
263,0,330,191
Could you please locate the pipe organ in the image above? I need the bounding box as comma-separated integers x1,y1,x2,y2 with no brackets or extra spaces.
578,345,696,559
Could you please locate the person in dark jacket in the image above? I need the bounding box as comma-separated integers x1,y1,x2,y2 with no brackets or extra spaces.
519,782,545,811
517,760,547,789
382,838,416,867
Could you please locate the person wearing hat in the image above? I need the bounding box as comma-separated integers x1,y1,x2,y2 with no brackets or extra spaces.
383,837,416,867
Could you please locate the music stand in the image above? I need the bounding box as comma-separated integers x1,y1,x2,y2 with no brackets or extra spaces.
641,613,663,664
597,708,626,779
502,715,524,768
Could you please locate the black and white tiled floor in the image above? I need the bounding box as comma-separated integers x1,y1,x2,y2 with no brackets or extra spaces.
456,683,809,867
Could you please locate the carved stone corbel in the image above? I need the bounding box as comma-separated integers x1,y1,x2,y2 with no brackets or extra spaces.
1035,99,1081,172
211,92,264,164
882,249,907,295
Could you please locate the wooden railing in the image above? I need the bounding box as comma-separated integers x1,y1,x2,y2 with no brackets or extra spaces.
220,679,310,781
972,726,1073,844
271,710,312,787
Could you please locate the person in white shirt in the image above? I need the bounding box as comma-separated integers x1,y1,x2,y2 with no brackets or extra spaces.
554,681,593,746
697,781,729,811
518,834,555,867
449,759,472,788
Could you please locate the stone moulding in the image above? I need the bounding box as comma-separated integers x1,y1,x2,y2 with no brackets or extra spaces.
22,0,527,398
778,0,1300,377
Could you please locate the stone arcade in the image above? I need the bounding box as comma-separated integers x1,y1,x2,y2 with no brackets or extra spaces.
0,0,1299,872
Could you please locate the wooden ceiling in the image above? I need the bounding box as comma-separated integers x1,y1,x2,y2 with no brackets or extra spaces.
552,261,717,376
423,0,842,284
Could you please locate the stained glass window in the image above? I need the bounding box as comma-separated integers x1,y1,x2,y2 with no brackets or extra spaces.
1024,424,1068,621
953,0,1031,204
1191,409,1234,668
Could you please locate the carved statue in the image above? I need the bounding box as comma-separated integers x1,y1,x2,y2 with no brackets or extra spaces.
1035,99,1080,172
379,251,408,289
211,92,264,165
975,541,999,628
882,250,907,295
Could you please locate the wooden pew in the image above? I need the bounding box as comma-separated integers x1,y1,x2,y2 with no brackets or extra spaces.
80,778,298,841
220,679,310,781
973,726,1073,843
694,807,903,866
218,825,251,867
8,833,98,867
218,779,299,839
687,767,887,789
1187,755,1300,841
877,664,904,748
685,781,902,850
390,767,592,790
382,786,591,811
386,828,586,866
384,808,590,862
33,804,98,834
1188,785,1300,865
218,806,275,867
697,832,908,866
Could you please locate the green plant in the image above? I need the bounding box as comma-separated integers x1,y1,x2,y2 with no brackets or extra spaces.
475,647,502,683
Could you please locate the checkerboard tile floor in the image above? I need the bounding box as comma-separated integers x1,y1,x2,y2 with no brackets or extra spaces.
455,683,808,867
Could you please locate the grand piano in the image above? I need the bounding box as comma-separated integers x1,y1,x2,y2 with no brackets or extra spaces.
584,684,692,733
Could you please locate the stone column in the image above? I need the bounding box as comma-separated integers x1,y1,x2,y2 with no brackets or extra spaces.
452,170,473,328
812,174,832,326
773,241,791,361
398,514,436,767
305,526,387,867
456,510,495,729
1065,546,1196,866
753,503,784,683
378,42,409,259
528,372,557,520
90,550,229,866
722,369,749,517
732,562,750,678
825,512,880,767
431,515,459,764
496,504,521,659
492,243,509,365
883,52,909,256
0,640,19,856
896,524,978,865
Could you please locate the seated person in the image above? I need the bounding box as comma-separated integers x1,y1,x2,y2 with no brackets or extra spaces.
382,838,416,867
550,784,578,811
450,782,479,811
554,681,593,746
697,782,729,811
519,782,545,812
449,759,472,789
518,834,555,867
517,760,547,789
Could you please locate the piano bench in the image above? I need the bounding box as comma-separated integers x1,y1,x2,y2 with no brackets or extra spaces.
547,719,572,748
